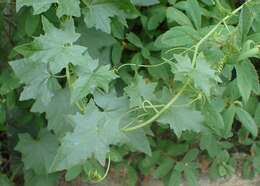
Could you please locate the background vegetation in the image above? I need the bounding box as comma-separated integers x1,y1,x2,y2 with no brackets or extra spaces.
1,0,260,185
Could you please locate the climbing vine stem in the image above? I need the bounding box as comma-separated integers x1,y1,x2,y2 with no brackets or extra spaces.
90,155,111,184
122,79,190,131
192,0,253,67
122,0,252,132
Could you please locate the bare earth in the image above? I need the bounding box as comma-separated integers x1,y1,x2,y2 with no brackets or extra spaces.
59,174,260,186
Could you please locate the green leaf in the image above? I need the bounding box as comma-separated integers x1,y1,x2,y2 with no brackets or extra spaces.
17,17,86,74
24,170,59,186
77,24,116,59
185,0,202,29
131,0,159,6
126,32,143,48
168,170,182,186
167,7,192,26
32,89,77,137
83,1,125,33
25,14,40,36
124,75,157,108
112,42,123,65
255,103,260,125
9,59,60,106
252,144,260,173
0,70,20,95
236,61,260,103
235,107,258,138
147,6,166,30
148,56,171,81
16,0,57,15
168,0,177,5
239,5,255,41
57,0,81,17
71,55,117,103
218,165,227,177
242,160,254,179
125,166,138,186
15,129,59,174
0,104,6,128
50,101,150,171
238,40,260,61
65,165,82,181
183,149,199,162
200,0,215,6
0,174,14,186
191,54,221,96
153,158,174,178
155,26,200,48
200,133,222,157
158,98,204,137
184,167,199,186
139,151,161,174
94,91,129,112
223,106,236,137
223,80,241,102
173,54,221,96
166,144,189,156
203,103,225,135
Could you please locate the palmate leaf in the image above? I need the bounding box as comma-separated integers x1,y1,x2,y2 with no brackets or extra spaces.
95,91,151,154
157,92,204,137
15,129,59,175
83,0,138,33
94,91,129,112
124,75,157,108
83,2,119,34
56,0,81,17
15,17,86,74
172,54,221,96
16,0,57,15
50,100,150,172
24,170,59,186
71,54,117,103
190,55,221,96
77,24,116,59
31,89,78,137
16,0,81,17
9,59,60,105
158,104,204,138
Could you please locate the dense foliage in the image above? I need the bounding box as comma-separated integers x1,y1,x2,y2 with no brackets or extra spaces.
1,0,260,185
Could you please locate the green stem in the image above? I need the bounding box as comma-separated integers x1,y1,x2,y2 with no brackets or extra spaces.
52,74,67,78
191,0,252,67
122,80,190,132
115,62,168,72
91,155,111,183
66,66,71,87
